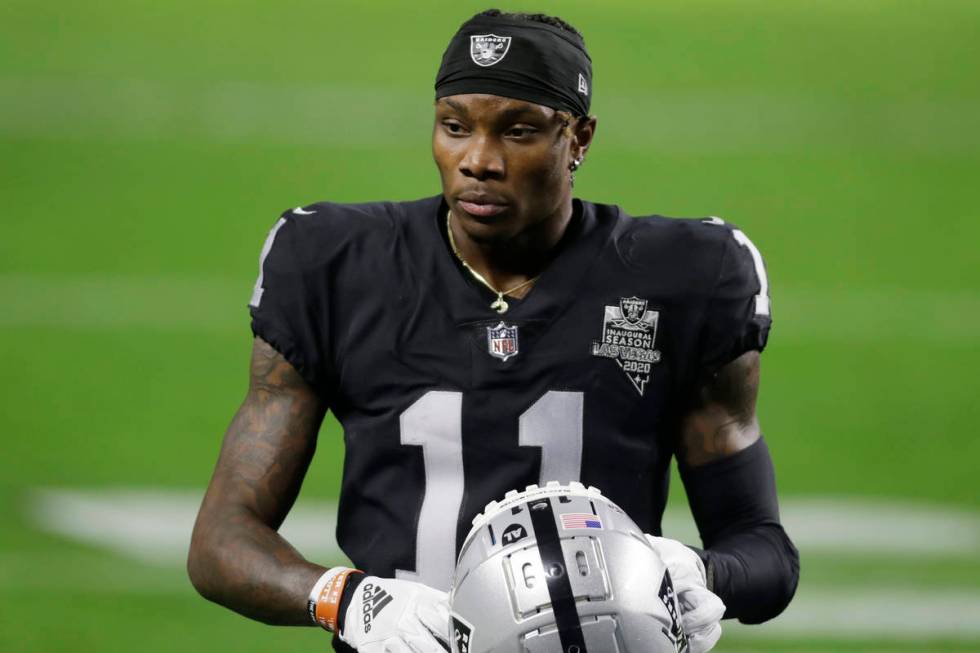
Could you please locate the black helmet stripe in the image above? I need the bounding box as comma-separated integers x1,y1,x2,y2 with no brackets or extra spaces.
527,497,587,652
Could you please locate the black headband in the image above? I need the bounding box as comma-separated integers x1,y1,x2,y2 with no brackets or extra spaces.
434,14,592,117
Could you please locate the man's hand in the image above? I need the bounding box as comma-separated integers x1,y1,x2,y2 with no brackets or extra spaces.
340,576,450,653
646,535,725,653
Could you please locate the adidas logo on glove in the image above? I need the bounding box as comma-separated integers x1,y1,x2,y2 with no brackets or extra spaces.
361,583,394,633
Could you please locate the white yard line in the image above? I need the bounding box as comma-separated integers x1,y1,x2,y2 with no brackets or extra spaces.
725,589,980,638
30,488,344,565
26,489,980,637
2,274,978,343
2,77,978,153
30,489,979,563
663,496,980,557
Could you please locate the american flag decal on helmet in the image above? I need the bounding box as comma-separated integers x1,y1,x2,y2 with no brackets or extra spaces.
560,513,603,530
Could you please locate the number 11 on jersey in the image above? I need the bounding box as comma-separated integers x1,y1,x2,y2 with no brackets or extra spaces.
396,390,584,589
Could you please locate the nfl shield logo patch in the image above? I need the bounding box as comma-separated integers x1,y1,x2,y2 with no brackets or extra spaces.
486,321,519,361
470,34,512,67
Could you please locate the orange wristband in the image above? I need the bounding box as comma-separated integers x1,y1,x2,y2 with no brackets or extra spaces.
310,567,360,632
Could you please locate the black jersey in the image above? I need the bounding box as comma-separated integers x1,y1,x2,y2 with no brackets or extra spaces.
248,195,770,591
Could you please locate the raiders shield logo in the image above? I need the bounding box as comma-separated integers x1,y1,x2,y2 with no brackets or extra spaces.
619,296,648,325
470,34,512,67
451,614,474,653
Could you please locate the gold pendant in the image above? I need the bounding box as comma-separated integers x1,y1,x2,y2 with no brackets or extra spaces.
491,297,509,313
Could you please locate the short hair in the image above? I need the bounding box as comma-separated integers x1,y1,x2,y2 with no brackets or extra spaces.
473,8,584,43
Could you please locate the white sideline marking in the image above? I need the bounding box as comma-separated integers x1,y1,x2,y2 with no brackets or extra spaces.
2,274,978,343
30,488,345,565
31,489,979,564
663,496,980,557
2,77,978,153
725,589,980,638
28,489,980,638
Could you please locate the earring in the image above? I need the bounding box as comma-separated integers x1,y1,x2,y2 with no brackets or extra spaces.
569,157,583,186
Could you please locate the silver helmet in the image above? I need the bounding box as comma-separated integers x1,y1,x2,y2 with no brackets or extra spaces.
450,482,689,653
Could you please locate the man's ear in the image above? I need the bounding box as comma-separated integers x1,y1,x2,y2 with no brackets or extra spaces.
572,116,598,162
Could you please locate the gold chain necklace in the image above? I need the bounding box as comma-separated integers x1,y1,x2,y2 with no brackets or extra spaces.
446,210,539,314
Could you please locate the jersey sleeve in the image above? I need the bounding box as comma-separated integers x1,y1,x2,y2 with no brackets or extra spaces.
698,224,772,373
247,212,328,389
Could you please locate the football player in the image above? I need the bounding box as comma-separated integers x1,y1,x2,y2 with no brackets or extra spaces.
188,9,799,653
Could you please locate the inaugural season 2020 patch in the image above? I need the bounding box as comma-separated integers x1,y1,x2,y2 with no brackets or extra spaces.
591,296,662,395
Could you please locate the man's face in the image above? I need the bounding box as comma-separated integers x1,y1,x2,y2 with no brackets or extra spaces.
432,94,586,244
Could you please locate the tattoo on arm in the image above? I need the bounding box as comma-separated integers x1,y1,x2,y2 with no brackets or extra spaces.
679,350,762,467
188,337,329,625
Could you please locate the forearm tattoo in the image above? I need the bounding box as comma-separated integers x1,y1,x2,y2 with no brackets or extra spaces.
189,338,328,625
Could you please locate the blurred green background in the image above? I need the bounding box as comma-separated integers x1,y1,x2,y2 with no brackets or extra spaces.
2,0,978,651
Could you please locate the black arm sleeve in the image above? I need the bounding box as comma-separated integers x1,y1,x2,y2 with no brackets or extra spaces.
679,437,800,624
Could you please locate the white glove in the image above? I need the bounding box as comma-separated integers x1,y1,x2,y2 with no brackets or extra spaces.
339,575,451,653
646,535,726,653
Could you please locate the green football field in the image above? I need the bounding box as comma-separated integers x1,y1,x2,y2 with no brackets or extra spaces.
2,0,978,651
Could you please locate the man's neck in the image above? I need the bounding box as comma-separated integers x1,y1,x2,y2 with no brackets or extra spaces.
448,200,576,295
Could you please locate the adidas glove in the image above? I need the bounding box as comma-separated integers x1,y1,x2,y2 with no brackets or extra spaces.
309,567,450,653
646,535,726,653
